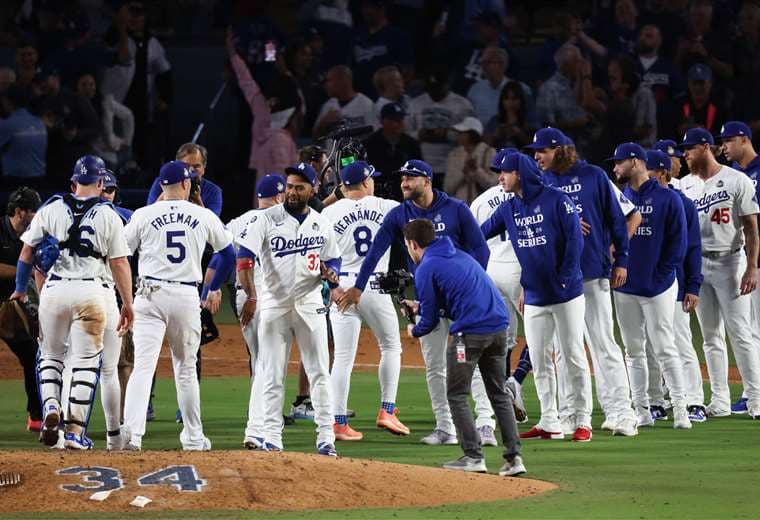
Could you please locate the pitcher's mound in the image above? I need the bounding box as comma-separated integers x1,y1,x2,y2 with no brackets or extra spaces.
0,450,555,513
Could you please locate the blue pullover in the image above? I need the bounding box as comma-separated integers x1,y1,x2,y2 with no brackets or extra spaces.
355,189,490,291
616,178,686,297
734,155,760,266
148,176,223,217
412,236,508,337
543,160,630,279
482,153,584,306
672,186,703,301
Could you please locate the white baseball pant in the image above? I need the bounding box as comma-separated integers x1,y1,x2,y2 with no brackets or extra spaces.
420,318,496,435
487,262,522,357
524,295,592,431
614,281,687,413
696,252,760,414
124,282,207,450
330,276,402,416
251,308,334,449
100,289,122,437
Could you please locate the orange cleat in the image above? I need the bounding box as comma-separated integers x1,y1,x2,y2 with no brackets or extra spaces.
333,422,363,441
27,416,42,433
376,408,410,436
572,426,592,442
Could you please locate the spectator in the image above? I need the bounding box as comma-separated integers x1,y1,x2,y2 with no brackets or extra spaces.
636,24,685,139
351,0,413,98
536,44,590,149
15,41,39,90
407,64,474,188
298,1,354,70
101,0,172,172
591,0,640,56
485,81,534,150
0,86,46,183
451,10,510,95
364,102,422,201
466,46,534,128
674,0,733,83
639,0,688,57
283,37,325,138
444,116,495,204
76,72,134,169
733,1,760,145
372,65,410,128
538,11,607,82
313,66,374,138
226,29,298,197
0,68,16,94
676,64,728,136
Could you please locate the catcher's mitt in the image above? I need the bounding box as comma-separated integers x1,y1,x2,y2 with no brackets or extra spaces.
0,300,39,340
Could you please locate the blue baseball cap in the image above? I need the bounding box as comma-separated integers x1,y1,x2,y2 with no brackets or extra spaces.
396,159,433,179
646,150,671,171
71,154,106,184
159,160,198,185
380,102,405,121
688,64,712,82
653,139,683,158
524,127,567,149
718,121,752,140
499,152,522,173
103,170,118,188
490,147,519,172
341,161,380,186
679,127,714,148
285,162,318,186
608,142,647,162
256,174,286,198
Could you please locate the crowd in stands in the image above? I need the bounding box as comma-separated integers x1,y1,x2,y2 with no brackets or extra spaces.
0,0,759,208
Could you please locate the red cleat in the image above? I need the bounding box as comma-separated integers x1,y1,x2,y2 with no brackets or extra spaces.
520,426,564,440
27,417,42,433
572,426,593,442
333,423,363,441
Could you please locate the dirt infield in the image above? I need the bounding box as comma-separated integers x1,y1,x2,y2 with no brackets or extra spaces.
0,323,741,381
0,451,556,513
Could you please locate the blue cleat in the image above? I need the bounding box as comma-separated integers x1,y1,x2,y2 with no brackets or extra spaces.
688,406,707,423
63,431,94,450
650,405,668,421
175,409,183,423
317,442,337,457
146,401,155,421
731,397,748,414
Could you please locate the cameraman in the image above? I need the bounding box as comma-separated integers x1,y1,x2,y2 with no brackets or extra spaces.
402,218,525,476
0,187,42,432
147,142,222,216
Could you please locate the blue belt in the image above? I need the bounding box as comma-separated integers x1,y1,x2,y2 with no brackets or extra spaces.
144,276,198,287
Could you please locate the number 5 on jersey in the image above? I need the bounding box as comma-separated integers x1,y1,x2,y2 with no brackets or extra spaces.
166,230,186,263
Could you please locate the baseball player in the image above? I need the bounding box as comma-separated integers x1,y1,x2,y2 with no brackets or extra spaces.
653,140,684,187
610,143,691,430
237,163,341,456
527,127,639,435
221,174,286,447
645,149,706,422
678,127,760,419
718,121,760,414
122,160,235,450
322,161,408,441
482,152,593,441
337,159,500,447
11,159,134,449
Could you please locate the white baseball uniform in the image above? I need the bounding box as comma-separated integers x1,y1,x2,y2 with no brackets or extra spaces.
681,166,760,415
24,196,129,440
322,195,402,418
238,204,340,449
123,199,232,449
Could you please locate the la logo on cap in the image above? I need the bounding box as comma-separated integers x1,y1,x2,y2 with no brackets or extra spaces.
721,125,725,133
298,163,306,170
667,146,674,155
277,182,283,191
532,133,538,142
403,160,411,169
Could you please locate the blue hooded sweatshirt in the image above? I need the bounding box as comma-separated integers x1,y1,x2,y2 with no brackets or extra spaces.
672,186,703,301
542,160,630,279
616,178,687,298
734,156,760,266
411,236,508,337
355,189,490,291
482,153,584,306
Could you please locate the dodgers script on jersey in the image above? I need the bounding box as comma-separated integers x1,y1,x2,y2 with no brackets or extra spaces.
237,205,340,320
125,199,232,282
321,196,399,273
21,198,130,278
680,166,759,252
228,209,264,288
470,186,517,263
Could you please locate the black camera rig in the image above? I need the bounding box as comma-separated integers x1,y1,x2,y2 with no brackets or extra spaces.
371,269,416,322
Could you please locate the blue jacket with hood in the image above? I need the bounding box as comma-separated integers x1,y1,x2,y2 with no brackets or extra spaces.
354,189,490,291
616,178,687,297
482,153,584,306
411,236,509,337
672,186,703,301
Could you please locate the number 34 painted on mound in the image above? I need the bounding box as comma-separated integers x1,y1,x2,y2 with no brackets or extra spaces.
56,465,206,493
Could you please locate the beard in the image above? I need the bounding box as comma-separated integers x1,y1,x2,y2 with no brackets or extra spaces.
637,42,656,55
285,196,308,214
402,186,424,201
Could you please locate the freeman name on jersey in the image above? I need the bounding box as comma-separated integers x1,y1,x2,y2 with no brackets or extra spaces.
149,211,200,230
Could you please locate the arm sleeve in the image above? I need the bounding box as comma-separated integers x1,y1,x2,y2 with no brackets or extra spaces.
237,245,256,260
147,178,161,204
557,195,584,287
207,244,234,291
683,200,704,295
355,211,400,290
480,205,507,240
658,194,687,279
737,175,760,217
203,183,223,216
208,253,221,270
459,202,490,269
601,173,630,269
411,264,440,337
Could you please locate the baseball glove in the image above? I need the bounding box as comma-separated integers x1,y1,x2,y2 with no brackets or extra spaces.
0,300,39,340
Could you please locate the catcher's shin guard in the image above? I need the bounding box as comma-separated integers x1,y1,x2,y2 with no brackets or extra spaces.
65,355,102,436
37,353,64,413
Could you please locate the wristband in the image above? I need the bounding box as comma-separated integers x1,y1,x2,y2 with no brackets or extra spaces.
15,259,33,294
236,258,254,272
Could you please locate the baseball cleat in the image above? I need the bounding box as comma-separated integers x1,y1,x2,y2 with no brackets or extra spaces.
506,377,528,423
650,405,668,421
175,409,183,423
27,417,42,433
317,442,338,457
612,418,638,437
347,409,356,418
600,416,618,431
243,436,268,451
146,401,156,421
731,397,748,414
442,456,487,473
636,408,655,427
39,403,61,447
705,403,731,417
290,400,315,421
673,408,692,430
520,426,563,440
572,426,592,442
478,425,498,447
64,431,94,450
376,409,410,436
184,437,212,451
499,455,527,477
333,423,363,441
420,429,458,445
560,416,576,436
283,415,295,426
687,405,707,423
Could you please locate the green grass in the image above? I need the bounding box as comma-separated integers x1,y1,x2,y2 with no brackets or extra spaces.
1,369,759,519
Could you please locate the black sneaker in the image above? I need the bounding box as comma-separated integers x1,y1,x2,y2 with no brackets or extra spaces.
649,405,668,421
